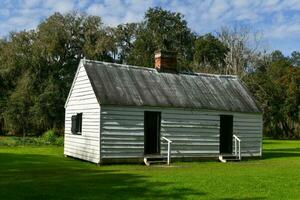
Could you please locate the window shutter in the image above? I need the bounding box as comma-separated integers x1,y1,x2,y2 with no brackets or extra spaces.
77,113,82,133
71,115,77,134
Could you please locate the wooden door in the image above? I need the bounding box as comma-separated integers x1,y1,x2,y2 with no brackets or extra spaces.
219,115,233,154
144,111,161,155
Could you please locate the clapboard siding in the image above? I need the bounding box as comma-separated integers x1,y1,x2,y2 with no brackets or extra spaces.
100,106,262,159
161,109,220,157
233,114,262,155
100,107,144,159
64,61,100,163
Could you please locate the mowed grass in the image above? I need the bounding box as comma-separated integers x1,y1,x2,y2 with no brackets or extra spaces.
0,140,300,200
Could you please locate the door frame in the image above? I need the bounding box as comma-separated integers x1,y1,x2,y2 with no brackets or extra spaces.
219,115,233,154
144,111,161,155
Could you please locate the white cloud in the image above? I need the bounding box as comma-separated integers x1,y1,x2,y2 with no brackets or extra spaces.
78,0,90,9
23,0,41,8
208,0,230,19
7,16,36,27
0,9,10,16
266,22,300,39
86,0,152,26
44,0,76,13
0,0,300,53
230,0,252,9
87,4,105,16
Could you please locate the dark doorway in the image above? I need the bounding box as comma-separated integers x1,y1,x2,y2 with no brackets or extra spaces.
144,111,161,155
219,115,233,154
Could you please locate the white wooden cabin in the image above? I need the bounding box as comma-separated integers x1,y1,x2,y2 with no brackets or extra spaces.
64,51,262,165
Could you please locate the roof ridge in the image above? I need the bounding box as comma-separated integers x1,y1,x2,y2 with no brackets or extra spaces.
83,59,238,78
83,59,157,72
194,72,238,79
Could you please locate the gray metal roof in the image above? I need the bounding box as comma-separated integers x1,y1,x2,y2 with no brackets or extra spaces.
83,59,261,113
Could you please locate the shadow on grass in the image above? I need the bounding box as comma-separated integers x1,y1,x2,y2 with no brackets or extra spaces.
218,197,267,200
262,141,278,145
0,153,204,200
263,148,300,160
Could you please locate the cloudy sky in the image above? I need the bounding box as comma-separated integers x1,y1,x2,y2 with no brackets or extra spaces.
0,0,300,55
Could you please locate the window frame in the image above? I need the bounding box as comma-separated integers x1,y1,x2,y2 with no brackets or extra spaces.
76,113,82,134
71,113,83,135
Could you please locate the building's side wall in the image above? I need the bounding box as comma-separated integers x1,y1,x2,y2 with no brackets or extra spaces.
100,106,262,160
64,62,100,163
233,113,263,156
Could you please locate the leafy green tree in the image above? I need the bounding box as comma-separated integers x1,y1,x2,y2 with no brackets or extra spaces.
290,51,300,67
4,72,33,136
30,12,116,134
193,33,229,73
113,23,138,63
127,7,196,70
245,51,300,138
0,31,36,135
271,50,286,62
0,39,7,134
0,12,116,135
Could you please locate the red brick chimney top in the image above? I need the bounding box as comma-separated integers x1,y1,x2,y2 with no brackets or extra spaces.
154,50,178,73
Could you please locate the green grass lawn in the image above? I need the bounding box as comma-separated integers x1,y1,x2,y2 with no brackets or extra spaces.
0,140,300,200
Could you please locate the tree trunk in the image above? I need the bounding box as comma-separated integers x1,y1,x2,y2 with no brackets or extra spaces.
22,125,26,145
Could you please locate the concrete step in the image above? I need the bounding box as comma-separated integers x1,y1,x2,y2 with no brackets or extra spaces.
144,156,167,166
147,160,167,165
222,155,238,159
224,158,240,162
219,155,240,163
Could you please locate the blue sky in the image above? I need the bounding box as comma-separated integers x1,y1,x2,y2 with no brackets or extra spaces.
1,0,300,55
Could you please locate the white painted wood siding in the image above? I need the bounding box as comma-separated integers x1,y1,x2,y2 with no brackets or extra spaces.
64,62,100,163
233,114,263,156
100,106,262,159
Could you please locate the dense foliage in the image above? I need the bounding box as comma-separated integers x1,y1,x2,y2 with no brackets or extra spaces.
192,33,229,73
0,130,63,146
0,12,115,135
0,8,299,138
245,54,300,138
115,7,196,70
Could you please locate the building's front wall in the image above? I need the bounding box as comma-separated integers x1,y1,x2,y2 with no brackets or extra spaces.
64,62,101,163
100,105,262,162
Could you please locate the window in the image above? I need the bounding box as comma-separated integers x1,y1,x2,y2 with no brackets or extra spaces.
71,113,82,134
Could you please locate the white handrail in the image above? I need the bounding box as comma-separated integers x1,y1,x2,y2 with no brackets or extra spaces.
233,135,241,160
233,135,241,142
162,137,172,165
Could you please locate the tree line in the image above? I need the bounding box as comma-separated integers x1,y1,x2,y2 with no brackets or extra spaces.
0,8,299,138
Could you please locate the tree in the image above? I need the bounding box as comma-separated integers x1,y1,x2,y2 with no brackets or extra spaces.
244,51,300,138
0,30,36,135
192,33,229,73
290,51,300,67
4,72,33,136
127,7,196,70
0,39,8,135
113,23,138,63
217,25,264,76
32,12,116,134
0,12,117,135
271,50,286,62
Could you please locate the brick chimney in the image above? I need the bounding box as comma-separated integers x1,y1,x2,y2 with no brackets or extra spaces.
154,50,178,73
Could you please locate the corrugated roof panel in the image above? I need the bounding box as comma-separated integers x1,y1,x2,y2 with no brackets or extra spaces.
84,60,261,113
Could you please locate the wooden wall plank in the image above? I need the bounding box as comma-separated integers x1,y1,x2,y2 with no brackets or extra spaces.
64,62,100,164
100,106,262,159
